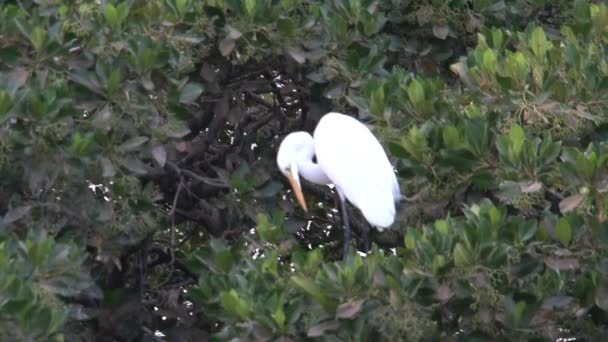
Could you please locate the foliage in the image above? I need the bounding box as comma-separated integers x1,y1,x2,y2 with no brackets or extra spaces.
1,0,608,341
0,231,94,341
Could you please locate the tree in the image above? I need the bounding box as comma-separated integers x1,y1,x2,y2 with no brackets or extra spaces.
1,0,607,341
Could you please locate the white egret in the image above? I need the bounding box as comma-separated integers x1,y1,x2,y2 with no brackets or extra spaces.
276,112,400,257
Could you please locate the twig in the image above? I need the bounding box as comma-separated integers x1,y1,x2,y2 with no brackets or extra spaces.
151,178,184,291
170,177,185,258
166,161,229,189
399,186,431,202
181,169,229,188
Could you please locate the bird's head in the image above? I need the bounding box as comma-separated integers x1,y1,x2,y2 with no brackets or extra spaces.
276,132,314,212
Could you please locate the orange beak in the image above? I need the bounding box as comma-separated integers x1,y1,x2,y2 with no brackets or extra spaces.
287,172,308,212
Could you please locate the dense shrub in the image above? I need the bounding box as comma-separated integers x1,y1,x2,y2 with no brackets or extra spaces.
1,0,608,340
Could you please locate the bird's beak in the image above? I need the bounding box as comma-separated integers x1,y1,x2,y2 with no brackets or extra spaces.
286,165,307,213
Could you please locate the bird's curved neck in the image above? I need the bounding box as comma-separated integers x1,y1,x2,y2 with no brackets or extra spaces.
298,158,331,185
295,142,332,185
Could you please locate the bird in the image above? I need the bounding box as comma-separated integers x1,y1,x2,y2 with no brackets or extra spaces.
276,112,400,258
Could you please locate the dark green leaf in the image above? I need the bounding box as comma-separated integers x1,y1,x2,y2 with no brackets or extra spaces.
121,158,149,175
179,83,204,104
3,206,32,224
556,218,572,246
118,136,149,152
254,181,283,198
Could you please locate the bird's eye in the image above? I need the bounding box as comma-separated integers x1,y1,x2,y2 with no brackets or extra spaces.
312,155,317,163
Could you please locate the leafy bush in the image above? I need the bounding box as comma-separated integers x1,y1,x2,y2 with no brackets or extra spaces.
1,0,608,341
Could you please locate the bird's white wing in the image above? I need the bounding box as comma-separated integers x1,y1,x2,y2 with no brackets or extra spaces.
314,113,399,229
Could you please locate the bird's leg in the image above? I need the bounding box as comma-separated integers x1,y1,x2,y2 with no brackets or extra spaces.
332,190,341,219
361,224,370,253
338,193,351,260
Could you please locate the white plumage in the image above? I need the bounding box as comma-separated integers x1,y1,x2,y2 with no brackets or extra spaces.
277,112,400,256
313,113,399,228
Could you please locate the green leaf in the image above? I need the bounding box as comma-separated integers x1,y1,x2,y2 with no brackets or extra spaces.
291,275,336,313
256,213,284,243
439,149,478,171
563,42,580,66
435,220,448,235
179,83,204,104
442,125,460,147
244,0,256,16
471,170,497,190
369,83,385,116
0,90,12,117
31,307,52,334
432,254,446,274
122,158,149,175
520,221,538,242
404,231,416,250
488,207,502,226
453,243,473,267
401,126,428,161
29,93,46,119
118,136,149,152
491,28,504,48
556,217,572,246
272,305,286,329
508,124,525,156
329,14,347,39
220,289,249,320
176,0,189,15
591,4,608,28
104,4,119,28
214,249,235,272
139,48,157,72
463,118,489,156
277,18,295,36
69,71,103,96
71,132,95,156
3,205,33,224
362,11,387,36
575,0,591,24
30,26,47,53
107,69,122,96
407,79,424,106
513,301,526,324
388,142,409,158
254,181,283,198
529,27,551,58
464,103,482,118
481,49,498,74
505,51,529,82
